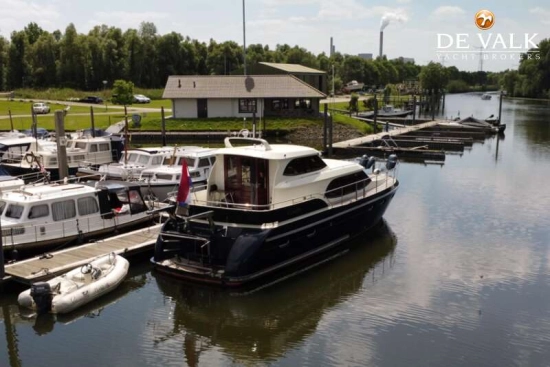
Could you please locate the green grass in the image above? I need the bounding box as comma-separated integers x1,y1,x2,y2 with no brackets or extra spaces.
14,87,165,102
137,117,320,131
332,113,374,134
132,99,172,109
0,100,95,115
3,112,163,131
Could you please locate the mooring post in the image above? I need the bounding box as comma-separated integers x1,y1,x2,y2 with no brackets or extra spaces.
90,106,96,137
323,104,328,153
252,110,257,138
30,105,37,139
8,110,13,131
373,94,378,133
328,114,333,157
161,106,166,146
412,95,417,125
442,89,446,111
0,219,4,278
431,89,436,121
124,105,129,165
498,90,503,125
55,110,69,180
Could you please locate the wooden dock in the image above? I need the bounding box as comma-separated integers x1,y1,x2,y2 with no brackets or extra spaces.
3,224,162,284
333,120,443,149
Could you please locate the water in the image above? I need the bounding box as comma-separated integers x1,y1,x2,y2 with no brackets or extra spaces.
1,93,550,367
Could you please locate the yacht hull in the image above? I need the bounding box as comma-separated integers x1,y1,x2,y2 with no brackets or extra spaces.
153,183,398,287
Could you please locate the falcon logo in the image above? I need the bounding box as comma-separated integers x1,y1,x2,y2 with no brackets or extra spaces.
475,10,495,30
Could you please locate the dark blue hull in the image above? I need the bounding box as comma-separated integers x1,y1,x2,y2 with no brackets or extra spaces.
153,182,399,287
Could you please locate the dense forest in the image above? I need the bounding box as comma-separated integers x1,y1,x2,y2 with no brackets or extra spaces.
0,22,547,98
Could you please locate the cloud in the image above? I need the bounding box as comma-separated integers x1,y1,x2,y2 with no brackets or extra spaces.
87,11,169,30
317,0,407,21
0,0,60,35
431,6,466,18
529,7,550,25
396,0,411,3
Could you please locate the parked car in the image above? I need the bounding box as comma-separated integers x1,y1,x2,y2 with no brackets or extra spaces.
133,94,151,103
32,103,50,114
79,96,103,104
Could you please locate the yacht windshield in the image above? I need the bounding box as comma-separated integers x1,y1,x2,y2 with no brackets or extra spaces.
5,204,24,219
0,200,5,215
127,153,139,163
178,157,195,167
138,155,150,165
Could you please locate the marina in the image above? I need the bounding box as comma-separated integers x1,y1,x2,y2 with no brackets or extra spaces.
0,93,548,367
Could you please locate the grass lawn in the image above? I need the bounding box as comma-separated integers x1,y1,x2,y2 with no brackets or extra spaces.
0,100,94,115
135,99,172,109
135,115,373,135
4,111,163,131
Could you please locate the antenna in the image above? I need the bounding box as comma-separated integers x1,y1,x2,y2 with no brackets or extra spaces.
474,46,484,72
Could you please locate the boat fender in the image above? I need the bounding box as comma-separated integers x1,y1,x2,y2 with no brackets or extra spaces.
386,154,398,170
225,231,270,277
30,282,53,314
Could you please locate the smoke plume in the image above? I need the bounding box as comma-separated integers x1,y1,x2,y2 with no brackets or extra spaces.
380,12,407,31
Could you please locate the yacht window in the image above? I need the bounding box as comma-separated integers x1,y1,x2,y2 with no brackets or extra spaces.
99,143,110,151
49,157,57,165
141,172,153,178
6,204,24,219
75,142,87,150
28,204,49,219
127,153,139,163
52,200,76,221
283,155,327,176
156,174,173,181
0,201,5,215
138,155,150,165
325,172,371,198
178,157,195,167
90,144,98,152
152,156,163,165
198,158,210,167
210,156,216,164
78,197,99,216
72,155,85,162
129,189,146,213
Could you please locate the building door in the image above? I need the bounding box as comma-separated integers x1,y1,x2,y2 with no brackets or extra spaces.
224,155,269,208
197,99,208,118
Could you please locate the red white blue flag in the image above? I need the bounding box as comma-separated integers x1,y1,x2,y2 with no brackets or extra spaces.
176,159,192,207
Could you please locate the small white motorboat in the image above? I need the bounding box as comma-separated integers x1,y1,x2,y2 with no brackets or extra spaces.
18,252,129,314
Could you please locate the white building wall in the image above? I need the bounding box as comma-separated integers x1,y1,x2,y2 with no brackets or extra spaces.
208,99,233,118
173,99,197,118
172,98,266,118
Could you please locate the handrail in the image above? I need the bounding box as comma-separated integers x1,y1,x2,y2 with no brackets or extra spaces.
224,137,272,150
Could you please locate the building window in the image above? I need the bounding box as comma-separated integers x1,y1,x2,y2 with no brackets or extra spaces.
272,99,289,110
295,99,312,109
239,99,257,113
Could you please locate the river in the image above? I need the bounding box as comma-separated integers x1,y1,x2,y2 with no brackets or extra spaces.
1,93,549,367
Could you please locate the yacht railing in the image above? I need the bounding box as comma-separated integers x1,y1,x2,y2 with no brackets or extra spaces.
192,173,395,212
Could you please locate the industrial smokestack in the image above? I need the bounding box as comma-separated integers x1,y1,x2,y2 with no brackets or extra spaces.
379,31,383,59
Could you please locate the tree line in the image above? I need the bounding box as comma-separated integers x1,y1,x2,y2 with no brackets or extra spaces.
1,21,539,96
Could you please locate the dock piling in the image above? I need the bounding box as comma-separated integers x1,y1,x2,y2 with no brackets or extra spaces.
8,110,13,131
55,110,69,180
323,104,328,153
161,107,166,146
498,90,503,125
90,106,96,137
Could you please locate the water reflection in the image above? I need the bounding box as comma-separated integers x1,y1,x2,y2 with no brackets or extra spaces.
152,221,397,365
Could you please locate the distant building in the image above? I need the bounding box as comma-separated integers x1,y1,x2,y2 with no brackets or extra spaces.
395,57,415,63
250,62,327,94
358,53,373,60
163,75,326,119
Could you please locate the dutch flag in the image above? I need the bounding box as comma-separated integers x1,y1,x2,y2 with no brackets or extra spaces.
176,159,193,207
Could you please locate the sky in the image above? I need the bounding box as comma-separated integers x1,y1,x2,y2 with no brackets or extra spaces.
0,0,549,72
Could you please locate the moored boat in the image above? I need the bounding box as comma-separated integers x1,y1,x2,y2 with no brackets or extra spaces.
152,137,399,287
139,147,217,201
359,105,412,118
17,252,129,314
1,180,156,255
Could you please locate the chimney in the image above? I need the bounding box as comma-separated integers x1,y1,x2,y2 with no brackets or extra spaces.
379,31,384,59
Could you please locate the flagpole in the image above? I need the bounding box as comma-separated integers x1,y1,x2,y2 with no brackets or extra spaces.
243,0,247,75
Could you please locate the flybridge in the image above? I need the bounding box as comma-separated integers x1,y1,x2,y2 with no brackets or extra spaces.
437,33,539,51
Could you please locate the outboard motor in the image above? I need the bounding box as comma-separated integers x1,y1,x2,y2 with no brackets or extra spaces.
386,154,398,170
359,155,377,170
30,282,53,314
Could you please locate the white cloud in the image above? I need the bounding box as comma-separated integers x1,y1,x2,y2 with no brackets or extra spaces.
397,0,411,3
529,7,550,25
87,11,169,30
0,0,60,36
262,0,319,5
431,6,466,18
317,0,407,21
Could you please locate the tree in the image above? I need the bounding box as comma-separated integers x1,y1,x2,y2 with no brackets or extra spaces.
111,79,134,105
349,93,359,113
7,31,30,89
419,62,448,92
0,36,7,90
